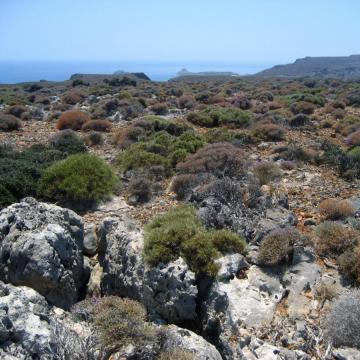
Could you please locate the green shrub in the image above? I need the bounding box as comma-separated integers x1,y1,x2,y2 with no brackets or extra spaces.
40,154,117,205
118,146,171,174
210,229,247,254
144,205,202,266
94,296,157,352
143,205,247,276
187,106,253,128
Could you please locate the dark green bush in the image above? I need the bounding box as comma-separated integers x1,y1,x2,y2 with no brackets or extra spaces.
0,144,64,208
40,153,117,205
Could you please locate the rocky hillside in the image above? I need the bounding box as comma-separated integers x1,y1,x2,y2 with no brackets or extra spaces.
0,74,360,359
256,55,360,79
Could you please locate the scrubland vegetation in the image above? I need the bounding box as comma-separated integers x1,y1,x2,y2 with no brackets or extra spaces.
1,73,360,359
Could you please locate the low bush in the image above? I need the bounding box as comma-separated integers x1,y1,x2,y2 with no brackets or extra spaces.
143,205,247,276
151,102,168,115
346,130,360,147
313,221,357,257
171,174,202,199
0,113,21,131
0,144,64,208
253,123,285,141
289,113,310,127
323,290,360,348
177,95,196,110
290,101,316,115
177,143,247,178
49,129,87,154
94,296,157,352
118,146,171,174
40,153,117,206
335,115,360,136
187,106,253,128
159,350,196,360
338,245,360,284
318,198,355,220
81,119,112,132
113,126,145,148
231,96,251,110
128,177,152,204
5,105,27,118
62,90,85,105
258,227,300,266
56,111,91,131
253,161,281,185
84,131,104,146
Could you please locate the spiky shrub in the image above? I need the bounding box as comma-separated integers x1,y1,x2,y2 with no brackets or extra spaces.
258,227,300,266
129,177,152,203
318,198,355,220
84,131,104,146
94,296,157,353
82,120,112,132
290,101,316,115
151,102,168,115
171,174,201,200
323,290,360,348
176,143,247,178
338,245,360,284
346,130,360,147
49,129,87,154
289,113,310,127
39,153,117,205
62,90,85,105
0,113,21,131
253,123,285,142
159,349,196,360
313,221,358,257
5,105,27,118
210,229,247,254
253,161,281,185
56,111,91,131
177,95,196,110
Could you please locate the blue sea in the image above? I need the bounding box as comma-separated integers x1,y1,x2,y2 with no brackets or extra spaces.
0,61,273,84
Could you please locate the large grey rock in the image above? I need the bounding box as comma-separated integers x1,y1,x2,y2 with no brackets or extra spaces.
0,281,97,360
98,216,198,324
282,246,321,319
0,281,52,359
161,324,223,360
332,347,360,360
0,198,87,309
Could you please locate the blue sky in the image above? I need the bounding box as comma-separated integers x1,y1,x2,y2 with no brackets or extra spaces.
0,0,359,64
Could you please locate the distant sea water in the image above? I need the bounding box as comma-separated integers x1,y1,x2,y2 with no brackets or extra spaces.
0,61,273,84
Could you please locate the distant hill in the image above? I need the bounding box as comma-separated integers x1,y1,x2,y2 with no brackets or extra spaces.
70,72,151,82
255,55,360,79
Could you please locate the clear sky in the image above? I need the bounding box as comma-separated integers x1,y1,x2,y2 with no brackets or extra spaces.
0,0,359,64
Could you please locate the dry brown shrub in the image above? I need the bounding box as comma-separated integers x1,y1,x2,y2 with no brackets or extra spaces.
319,199,355,220
81,119,112,132
56,111,91,130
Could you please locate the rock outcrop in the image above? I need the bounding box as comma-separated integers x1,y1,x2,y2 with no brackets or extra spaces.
0,198,88,309
98,216,198,324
